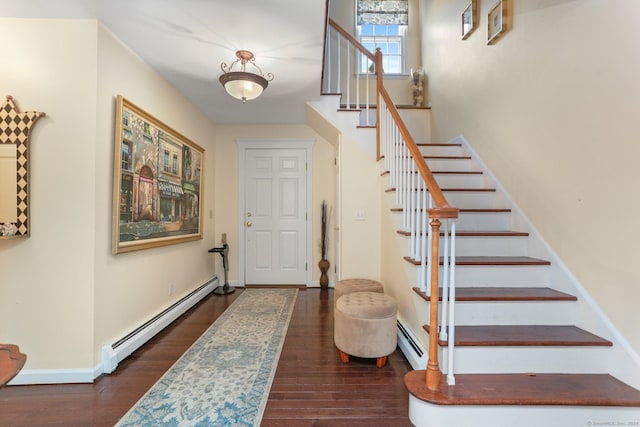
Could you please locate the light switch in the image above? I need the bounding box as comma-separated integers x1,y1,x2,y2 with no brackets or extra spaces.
355,209,366,221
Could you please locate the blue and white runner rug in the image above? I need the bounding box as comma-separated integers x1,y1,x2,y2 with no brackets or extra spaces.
116,288,298,427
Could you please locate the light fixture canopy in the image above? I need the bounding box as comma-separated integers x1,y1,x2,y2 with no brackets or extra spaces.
219,50,274,103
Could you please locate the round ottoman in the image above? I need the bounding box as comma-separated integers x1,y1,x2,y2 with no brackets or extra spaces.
334,291,397,368
334,278,383,306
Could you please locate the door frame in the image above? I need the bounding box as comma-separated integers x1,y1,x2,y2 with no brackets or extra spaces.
236,138,315,286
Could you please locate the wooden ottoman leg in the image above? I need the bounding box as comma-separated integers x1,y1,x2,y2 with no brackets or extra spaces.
376,356,388,368
339,350,350,364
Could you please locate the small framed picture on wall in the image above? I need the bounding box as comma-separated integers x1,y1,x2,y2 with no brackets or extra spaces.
488,0,507,45
461,0,477,40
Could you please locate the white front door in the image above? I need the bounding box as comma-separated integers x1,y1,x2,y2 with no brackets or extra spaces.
243,147,308,284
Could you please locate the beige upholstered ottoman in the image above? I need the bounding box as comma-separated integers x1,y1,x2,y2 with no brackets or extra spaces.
334,291,397,368
333,278,383,306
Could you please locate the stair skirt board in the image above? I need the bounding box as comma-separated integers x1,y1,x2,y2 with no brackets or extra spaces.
409,397,640,427
101,277,219,375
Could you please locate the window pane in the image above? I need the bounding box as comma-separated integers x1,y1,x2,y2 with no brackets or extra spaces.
360,24,374,35
357,23,406,74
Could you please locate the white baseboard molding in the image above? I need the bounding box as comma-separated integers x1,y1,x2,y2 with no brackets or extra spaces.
101,277,219,375
9,276,219,385
8,368,95,385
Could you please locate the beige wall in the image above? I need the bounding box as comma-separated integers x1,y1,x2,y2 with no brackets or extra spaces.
338,134,382,280
213,125,336,285
94,25,218,366
0,19,218,373
420,0,640,354
0,19,98,369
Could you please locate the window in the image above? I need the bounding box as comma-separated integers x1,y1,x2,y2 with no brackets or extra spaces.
172,154,179,175
357,0,408,75
358,24,407,74
163,150,170,173
121,141,131,170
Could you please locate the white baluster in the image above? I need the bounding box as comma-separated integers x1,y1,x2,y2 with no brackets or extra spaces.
447,221,457,386
440,219,450,341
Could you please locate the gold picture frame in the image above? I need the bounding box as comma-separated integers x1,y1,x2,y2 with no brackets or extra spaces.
461,0,477,40
487,0,507,45
112,95,205,254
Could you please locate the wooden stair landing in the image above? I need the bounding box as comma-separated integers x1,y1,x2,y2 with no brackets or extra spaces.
404,371,640,406
423,325,613,347
412,286,577,302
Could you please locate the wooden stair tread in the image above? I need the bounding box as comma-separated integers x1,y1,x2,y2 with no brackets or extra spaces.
412,286,577,302
423,325,612,347
404,256,551,266
381,170,483,176
386,187,495,192
391,208,511,213
397,230,529,237
404,371,640,406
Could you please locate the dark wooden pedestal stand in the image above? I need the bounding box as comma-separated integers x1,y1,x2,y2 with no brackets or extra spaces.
208,241,235,295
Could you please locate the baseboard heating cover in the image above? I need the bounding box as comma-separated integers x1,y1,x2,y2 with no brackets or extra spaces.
101,276,219,374
397,320,428,370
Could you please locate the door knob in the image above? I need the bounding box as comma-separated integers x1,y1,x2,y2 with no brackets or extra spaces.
246,221,252,227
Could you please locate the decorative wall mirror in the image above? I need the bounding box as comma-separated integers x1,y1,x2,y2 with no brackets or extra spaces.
0,96,45,239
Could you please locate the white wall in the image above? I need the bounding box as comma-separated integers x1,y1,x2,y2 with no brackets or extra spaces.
420,0,640,355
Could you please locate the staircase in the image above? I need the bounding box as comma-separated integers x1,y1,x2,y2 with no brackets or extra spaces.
313,17,640,427
307,96,640,426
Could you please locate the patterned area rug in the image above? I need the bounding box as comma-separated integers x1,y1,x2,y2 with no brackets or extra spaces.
116,288,298,427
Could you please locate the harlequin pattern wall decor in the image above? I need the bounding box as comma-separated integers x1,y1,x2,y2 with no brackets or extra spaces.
0,96,45,238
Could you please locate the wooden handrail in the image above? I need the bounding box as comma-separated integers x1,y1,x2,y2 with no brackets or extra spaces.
327,18,376,63
377,85,458,218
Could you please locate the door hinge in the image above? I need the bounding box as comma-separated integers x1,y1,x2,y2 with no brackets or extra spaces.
306,212,308,220
305,263,308,271
306,162,308,171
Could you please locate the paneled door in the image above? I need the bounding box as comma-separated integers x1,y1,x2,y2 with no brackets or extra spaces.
243,148,308,285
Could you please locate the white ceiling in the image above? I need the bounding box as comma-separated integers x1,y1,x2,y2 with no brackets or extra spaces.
0,0,327,124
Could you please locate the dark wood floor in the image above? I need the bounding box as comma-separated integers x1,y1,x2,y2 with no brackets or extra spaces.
0,288,413,426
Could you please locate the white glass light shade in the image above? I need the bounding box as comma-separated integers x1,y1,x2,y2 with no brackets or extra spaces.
219,72,268,102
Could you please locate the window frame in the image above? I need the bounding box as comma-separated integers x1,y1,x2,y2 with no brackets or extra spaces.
356,23,408,76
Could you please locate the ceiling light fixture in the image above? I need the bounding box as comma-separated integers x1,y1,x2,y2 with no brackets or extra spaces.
219,50,274,103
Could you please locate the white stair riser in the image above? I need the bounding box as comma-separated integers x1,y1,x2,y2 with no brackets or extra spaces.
456,212,512,230
418,145,465,157
392,210,513,230
454,236,529,257
440,346,613,374
433,173,487,188
435,301,577,325
454,266,550,286
438,191,500,208
424,158,478,171
409,397,639,427
400,235,529,257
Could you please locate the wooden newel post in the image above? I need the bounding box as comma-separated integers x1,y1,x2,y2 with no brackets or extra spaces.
426,217,442,391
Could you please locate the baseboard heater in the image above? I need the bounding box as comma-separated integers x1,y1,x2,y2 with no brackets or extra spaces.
397,320,427,370
101,276,218,374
